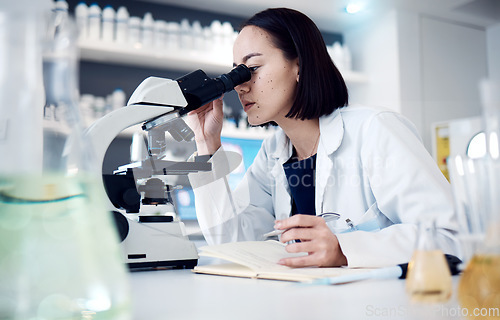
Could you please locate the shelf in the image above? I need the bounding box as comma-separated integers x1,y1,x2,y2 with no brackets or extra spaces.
78,40,233,74
78,40,369,83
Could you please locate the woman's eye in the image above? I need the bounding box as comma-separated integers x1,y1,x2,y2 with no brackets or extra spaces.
249,66,259,72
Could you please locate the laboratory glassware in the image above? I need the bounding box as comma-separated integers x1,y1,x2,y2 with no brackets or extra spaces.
405,219,452,303
457,79,500,319
0,2,132,319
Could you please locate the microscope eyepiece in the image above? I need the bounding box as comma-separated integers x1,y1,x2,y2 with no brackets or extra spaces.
217,64,252,93
176,64,251,115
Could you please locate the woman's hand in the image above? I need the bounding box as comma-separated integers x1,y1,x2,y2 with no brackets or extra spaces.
186,97,224,155
275,214,348,267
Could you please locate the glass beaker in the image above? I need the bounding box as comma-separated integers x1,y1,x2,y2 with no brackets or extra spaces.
405,219,452,303
0,2,131,319
457,79,500,320
447,154,488,263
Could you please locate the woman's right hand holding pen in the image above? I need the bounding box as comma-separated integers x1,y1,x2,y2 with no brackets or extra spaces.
186,96,224,155
275,214,348,268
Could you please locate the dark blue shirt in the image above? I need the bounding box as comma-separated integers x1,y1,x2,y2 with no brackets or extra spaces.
283,153,316,216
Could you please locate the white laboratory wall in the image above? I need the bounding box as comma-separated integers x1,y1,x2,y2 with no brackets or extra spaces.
343,10,401,113
344,10,488,151
420,16,487,149
487,23,500,80
396,10,424,136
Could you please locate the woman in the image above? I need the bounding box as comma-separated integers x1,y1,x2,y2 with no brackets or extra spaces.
187,8,458,268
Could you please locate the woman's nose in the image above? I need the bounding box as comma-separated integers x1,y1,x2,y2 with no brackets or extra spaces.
235,81,250,93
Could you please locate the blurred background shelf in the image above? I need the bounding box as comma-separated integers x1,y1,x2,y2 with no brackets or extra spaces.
79,40,233,74
78,40,368,83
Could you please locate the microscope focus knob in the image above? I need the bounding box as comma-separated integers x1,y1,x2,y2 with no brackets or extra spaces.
111,211,129,242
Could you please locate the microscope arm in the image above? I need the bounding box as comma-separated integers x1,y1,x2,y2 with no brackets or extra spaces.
85,105,173,168
85,77,188,170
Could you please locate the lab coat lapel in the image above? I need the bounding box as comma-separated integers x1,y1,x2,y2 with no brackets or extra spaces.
315,110,345,213
270,129,293,220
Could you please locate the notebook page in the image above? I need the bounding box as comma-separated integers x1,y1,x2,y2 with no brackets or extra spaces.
198,240,306,272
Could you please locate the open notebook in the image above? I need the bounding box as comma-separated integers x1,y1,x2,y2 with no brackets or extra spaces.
193,240,375,282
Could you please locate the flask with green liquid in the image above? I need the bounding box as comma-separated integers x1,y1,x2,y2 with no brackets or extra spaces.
0,2,131,319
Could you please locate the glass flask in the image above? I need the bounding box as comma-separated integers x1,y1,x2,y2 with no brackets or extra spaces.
405,219,452,303
0,1,132,319
457,79,500,320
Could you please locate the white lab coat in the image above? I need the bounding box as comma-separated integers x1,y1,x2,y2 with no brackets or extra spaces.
188,105,459,267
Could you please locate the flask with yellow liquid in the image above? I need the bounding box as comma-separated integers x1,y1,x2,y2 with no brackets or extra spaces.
458,253,500,319
406,219,452,303
457,186,500,320
457,79,500,320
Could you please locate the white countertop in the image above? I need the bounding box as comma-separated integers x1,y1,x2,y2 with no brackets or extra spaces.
129,254,465,320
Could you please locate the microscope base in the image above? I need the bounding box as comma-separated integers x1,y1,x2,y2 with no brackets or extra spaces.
127,258,198,270
119,214,199,270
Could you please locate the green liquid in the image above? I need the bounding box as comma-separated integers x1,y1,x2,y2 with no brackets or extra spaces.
0,174,132,319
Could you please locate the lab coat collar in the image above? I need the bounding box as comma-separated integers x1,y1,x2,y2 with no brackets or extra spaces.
270,128,292,162
319,108,345,156
270,107,345,161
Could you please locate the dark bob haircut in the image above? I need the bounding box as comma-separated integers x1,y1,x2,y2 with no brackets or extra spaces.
240,8,348,120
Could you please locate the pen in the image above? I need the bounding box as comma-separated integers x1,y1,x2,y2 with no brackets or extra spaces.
262,213,341,239
304,254,462,285
345,218,357,231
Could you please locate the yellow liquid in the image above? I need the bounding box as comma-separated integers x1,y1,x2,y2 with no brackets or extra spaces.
405,250,452,303
458,254,500,320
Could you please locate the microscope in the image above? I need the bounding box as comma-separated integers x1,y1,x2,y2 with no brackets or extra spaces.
85,64,251,269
